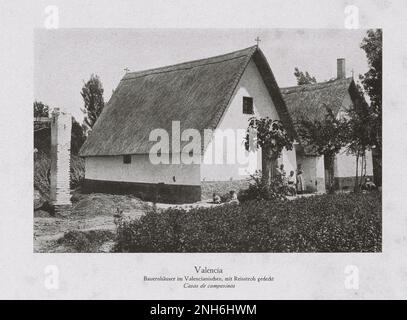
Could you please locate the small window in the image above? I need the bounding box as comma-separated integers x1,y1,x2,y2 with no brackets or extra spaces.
123,155,131,164
243,96,254,114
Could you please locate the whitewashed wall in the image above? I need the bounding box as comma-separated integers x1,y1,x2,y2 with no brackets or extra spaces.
299,156,317,191
201,59,296,181
85,154,200,185
335,149,374,178
280,147,297,176
295,155,326,192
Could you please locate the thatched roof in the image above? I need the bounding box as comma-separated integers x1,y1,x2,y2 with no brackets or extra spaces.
80,46,295,157
280,77,358,155
280,77,354,122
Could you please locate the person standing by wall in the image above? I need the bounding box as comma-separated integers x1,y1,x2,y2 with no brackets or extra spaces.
296,164,304,195
287,170,296,196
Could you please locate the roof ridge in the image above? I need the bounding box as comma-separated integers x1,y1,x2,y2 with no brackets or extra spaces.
122,46,257,81
280,77,353,93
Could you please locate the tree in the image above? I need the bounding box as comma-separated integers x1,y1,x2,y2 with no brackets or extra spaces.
294,67,317,85
359,29,382,186
245,117,293,184
296,106,348,193
81,74,105,129
345,95,375,192
34,101,49,118
71,117,87,155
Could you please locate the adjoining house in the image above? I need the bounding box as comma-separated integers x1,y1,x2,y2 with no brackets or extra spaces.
79,46,298,203
280,59,374,192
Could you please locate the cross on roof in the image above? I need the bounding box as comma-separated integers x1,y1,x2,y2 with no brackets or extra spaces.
255,36,261,47
124,67,130,73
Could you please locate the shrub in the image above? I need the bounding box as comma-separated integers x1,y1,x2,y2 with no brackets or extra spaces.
34,151,51,197
59,229,115,252
33,151,85,197
238,170,291,202
115,192,381,253
70,155,85,189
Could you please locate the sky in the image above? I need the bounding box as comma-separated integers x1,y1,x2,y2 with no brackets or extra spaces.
34,28,370,121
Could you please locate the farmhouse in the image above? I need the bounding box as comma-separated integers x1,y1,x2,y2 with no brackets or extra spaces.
79,46,373,202
280,58,373,192
79,46,298,202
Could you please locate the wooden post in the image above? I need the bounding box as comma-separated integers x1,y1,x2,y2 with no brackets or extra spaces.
50,108,72,216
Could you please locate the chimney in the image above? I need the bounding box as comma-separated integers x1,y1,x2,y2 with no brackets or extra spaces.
337,58,346,79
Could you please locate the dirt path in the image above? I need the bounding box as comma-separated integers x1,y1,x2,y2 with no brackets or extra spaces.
34,193,150,253
34,214,116,252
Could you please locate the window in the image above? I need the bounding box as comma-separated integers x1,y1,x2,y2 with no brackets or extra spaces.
123,155,131,164
243,96,254,114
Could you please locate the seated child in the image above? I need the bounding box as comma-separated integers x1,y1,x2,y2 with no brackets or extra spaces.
213,193,221,204
362,177,376,191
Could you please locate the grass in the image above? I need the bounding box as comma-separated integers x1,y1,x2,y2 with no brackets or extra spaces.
58,229,115,252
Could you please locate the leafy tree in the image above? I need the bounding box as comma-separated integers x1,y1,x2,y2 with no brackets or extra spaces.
245,117,293,184
359,29,382,186
294,67,317,85
34,101,49,118
33,99,87,156
345,93,375,191
71,117,87,155
296,106,348,193
81,74,105,129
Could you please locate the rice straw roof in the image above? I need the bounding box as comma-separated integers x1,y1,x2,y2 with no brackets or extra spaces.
280,77,355,123
80,46,295,157
280,77,358,155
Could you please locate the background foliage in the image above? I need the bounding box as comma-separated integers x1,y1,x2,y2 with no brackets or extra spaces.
81,74,105,130
293,67,317,85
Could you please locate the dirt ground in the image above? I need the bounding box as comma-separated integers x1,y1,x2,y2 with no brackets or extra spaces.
34,193,151,253
33,192,220,253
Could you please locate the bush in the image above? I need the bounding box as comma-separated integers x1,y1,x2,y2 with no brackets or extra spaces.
34,151,51,197
70,155,85,189
238,170,291,202
115,192,381,252
33,151,85,197
59,229,115,252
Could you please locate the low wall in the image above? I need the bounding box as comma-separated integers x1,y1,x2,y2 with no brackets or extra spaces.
334,175,374,191
83,179,201,204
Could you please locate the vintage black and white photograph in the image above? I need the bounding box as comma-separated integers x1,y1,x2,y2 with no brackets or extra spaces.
33,28,382,253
